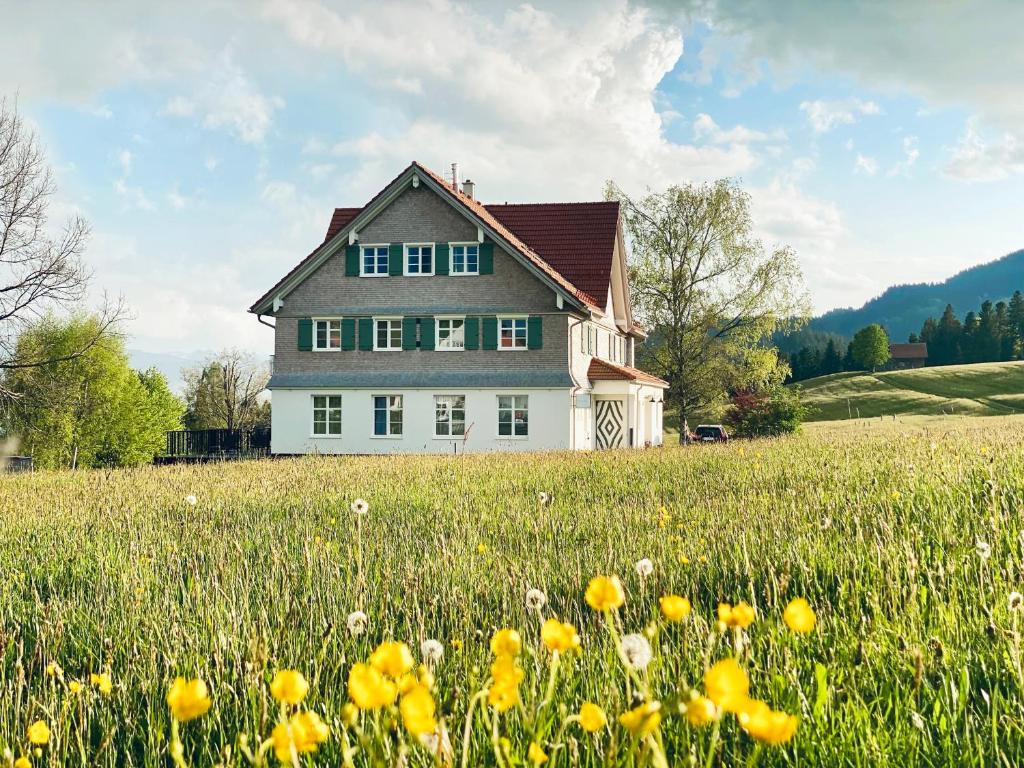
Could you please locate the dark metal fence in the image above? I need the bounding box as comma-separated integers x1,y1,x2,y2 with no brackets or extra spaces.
162,428,271,460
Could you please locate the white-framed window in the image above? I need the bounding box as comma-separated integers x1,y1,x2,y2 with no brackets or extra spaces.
361,245,389,276
436,317,465,351
450,243,479,275
499,317,527,350
373,395,403,437
313,319,341,351
311,394,342,437
497,395,528,438
374,318,402,351
583,323,597,355
434,395,466,437
405,243,434,275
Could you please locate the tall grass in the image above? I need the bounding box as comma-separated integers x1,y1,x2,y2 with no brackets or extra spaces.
1,415,1023,765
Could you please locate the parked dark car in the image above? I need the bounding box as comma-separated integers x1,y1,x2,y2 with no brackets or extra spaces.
694,425,729,443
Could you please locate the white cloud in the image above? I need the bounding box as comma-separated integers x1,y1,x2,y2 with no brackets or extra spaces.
887,135,919,177
166,186,188,210
944,119,1024,182
854,153,878,176
692,113,778,144
799,98,881,133
162,95,196,117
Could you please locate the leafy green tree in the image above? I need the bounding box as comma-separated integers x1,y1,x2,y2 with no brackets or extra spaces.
607,178,809,439
0,315,183,468
723,385,808,437
183,350,270,430
851,324,891,372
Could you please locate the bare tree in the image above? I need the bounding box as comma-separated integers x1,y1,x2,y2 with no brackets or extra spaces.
183,350,270,431
0,97,121,393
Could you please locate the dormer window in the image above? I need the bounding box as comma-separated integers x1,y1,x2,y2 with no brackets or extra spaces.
405,244,434,275
450,244,479,275
361,245,389,276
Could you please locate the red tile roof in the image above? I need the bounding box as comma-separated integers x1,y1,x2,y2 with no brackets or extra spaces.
889,342,928,359
253,161,619,313
587,358,668,387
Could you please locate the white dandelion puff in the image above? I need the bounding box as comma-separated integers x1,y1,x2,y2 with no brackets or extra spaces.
184,494,197,506
910,711,925,730
421,638,444,663
635,558,654,578
350,498,369,515
419,724,453,762
525,588,547,611
538,491,552,506
976,540,991,561
620,633,653,670
1009,592,1024,612
346,610,368,636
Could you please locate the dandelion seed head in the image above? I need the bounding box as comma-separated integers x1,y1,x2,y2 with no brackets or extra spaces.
347,611,369,636
635,558,654,578
620,633,653,670
185,495,197,506
1009,592,1024,611
525,589,547,611
421,639,444,663
351,499,369,515
910,711,925,730
976,540,991,560
538,491,552,506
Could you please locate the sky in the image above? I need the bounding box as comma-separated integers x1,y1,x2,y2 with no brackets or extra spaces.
4,0,1024,367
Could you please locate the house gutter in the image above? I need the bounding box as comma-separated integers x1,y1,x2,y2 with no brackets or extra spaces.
257,314,275,330
568,313,587,450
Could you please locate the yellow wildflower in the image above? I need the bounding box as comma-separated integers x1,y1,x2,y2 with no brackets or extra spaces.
679,554,690,565
736,698,799,744
271,711,330,761
540,619,580,652
618,701,662,737
91,673,113,696
704,658,750,713
27,720,50,745
528,741,548,764
488,655,524,712
341,703,358,726
370,642,415,678
14,758,30,768
783,598,817,634
166,677,212,722
477,543,487,554
270,670,309,704
579,702,607,732
68,681,82,694
659,595,692,622
490,629,522,658
399,683,437,736
585,575,625,611
348,663,397,710
685,695,717,726
45,663,59,678
717,602,756,629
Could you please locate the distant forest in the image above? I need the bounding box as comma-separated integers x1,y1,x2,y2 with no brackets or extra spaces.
785,290,1024,382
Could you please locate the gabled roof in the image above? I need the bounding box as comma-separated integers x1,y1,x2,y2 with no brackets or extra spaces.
250,162,621,315
890,342,928,359
587,358,669,387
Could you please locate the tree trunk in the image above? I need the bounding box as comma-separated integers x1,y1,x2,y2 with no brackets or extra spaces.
678,406,690,445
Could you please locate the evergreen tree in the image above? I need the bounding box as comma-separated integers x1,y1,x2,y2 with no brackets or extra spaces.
821,338,843,374
975,300,1000,362
843,341,856,370
1009,290,1024,358
931,304,961,365
962,311,979,362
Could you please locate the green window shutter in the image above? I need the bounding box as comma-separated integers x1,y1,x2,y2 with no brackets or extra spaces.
402,317,417,350
345,244,360,276
297,318,313,351
479,242,494,275
435,243,449,276
527,315,543,349
420,317,436,350
358,318,373,351
341,318,356,350
464,316,480,350
389,243,404,276
482,316,498,350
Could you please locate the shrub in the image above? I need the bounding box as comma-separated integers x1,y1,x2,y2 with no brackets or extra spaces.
723,385,807,437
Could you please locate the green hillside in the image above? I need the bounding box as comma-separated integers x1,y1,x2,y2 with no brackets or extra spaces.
796,360,1024,421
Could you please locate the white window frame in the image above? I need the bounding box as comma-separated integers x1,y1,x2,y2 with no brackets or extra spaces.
373,316,403,351
360,244,390,277
312,318,342,351
404,242,435,276
310,393,342,438
434,394,466,439
372,394,403,438
435,315,466,352
497,394,529,439
498,315,528,351
449,242,480,276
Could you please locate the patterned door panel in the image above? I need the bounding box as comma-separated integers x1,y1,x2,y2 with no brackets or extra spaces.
595,399,624,449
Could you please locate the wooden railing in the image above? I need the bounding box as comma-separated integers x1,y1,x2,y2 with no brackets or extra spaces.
163,428,271,458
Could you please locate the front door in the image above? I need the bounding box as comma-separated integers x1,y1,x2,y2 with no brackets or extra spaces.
595,399,625,449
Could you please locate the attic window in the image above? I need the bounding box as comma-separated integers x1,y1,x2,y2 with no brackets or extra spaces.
451,244,479,275
405,244,434,275
361,245,389,276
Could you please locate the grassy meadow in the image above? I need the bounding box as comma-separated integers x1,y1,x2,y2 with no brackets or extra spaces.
2,415,1024,766
798,360,1024,421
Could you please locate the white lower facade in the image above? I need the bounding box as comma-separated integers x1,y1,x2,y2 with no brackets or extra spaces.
271,384,665,454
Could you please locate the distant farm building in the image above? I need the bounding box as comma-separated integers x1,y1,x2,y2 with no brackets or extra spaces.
887,342,928,370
